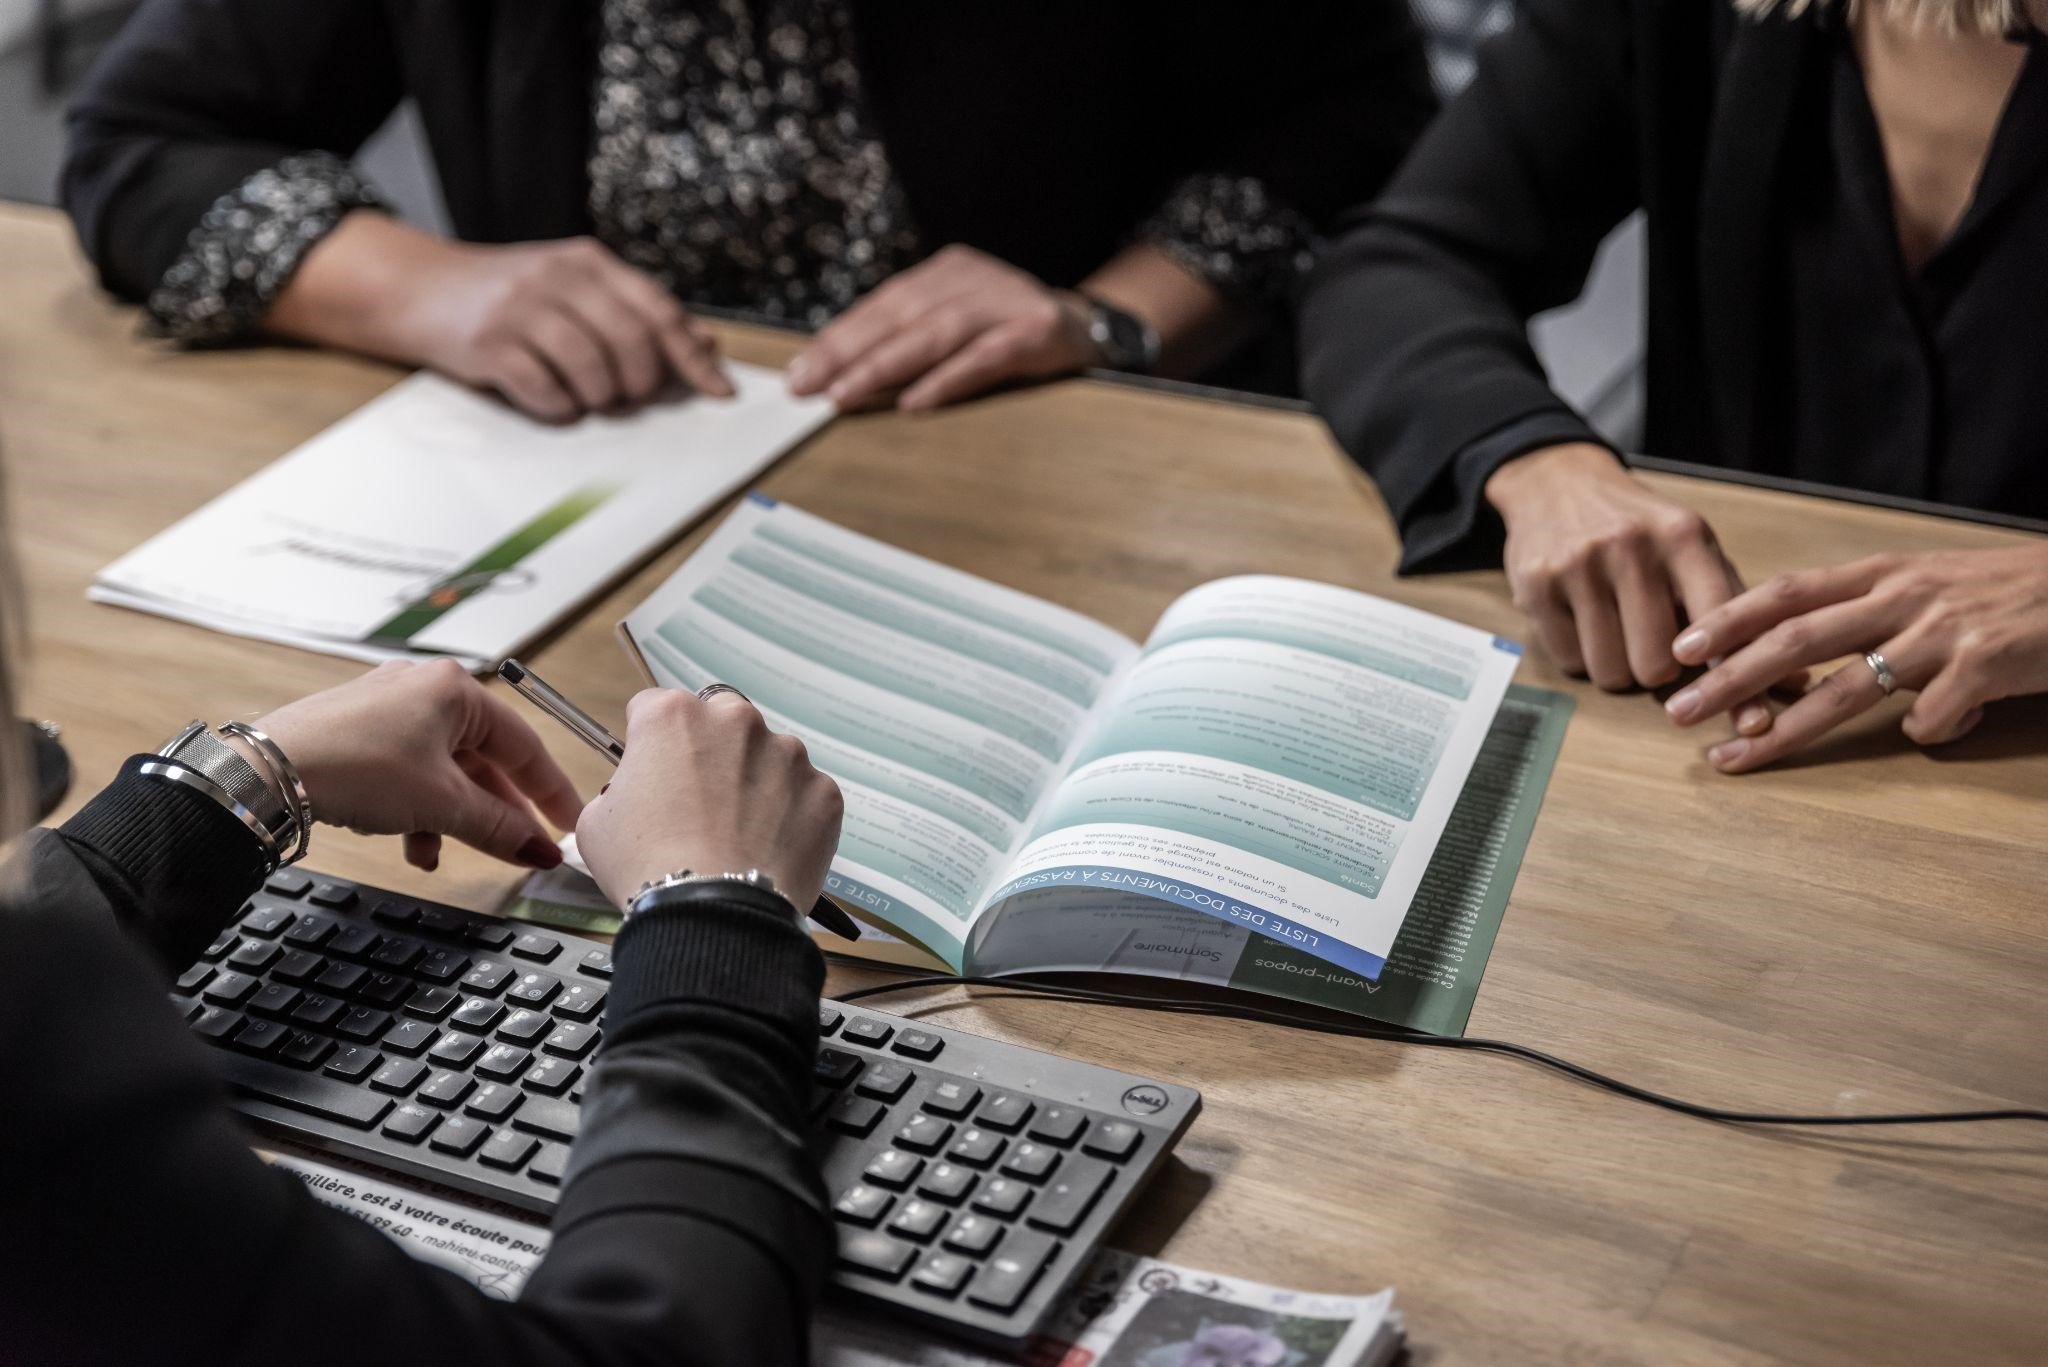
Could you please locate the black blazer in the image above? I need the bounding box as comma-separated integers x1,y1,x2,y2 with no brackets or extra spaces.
1,761,829,1367
1299,1,1899,571
63,1,1436,330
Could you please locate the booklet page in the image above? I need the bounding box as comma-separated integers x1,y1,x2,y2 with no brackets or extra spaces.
624,497,1138,965
972,577,1521,982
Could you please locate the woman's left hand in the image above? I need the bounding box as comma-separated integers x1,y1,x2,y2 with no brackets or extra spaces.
1663,545,2048,772
784,244,1098,412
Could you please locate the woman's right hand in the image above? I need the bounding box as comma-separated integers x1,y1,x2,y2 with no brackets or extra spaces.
267,214,734,421
575,689,844,913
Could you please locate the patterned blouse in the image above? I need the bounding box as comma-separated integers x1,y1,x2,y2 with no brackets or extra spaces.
148,0,1314,343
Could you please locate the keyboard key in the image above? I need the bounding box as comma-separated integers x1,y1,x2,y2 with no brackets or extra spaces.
818,1005,843,1036
496,1008,551,1045
523,1057,581,1097
357,971,411,1008
479,1128,539,1171
323,1044,382,1082
417,906,471,937
175,962,215,994
529,1142,570,1185
369,935,424,971
417,1069,476,1108
202,971,259,1006
247,982,302,1018
240,905,295,938
825,1094,886,1138
272,949,327,985
838,1229,916,1281
506,971,561,1008
1000,1141,1062,1184
509,1094,580,1143
909,1251,974,1297
280,1029,335,1069
814,1047,862,1089
976,1092,1034,1133
307,882,358,910
429,1115,491,1157
895,1114,953,1154
915,1163,978,1206
336,1007,392,1042
553,982,606,1021
966,1230,1059,1313
886,1197,949,1244
232,1017,287,1055
923,1080,980,1118
833,1183,895,1227
327,925,380,960
382,1102,440,1143
415,948,471,983
862,1149,924,1190
841,1017,893,1048
226,939,281,973
465,1082,525,1123
941,1213,1004,1257
466,920,519,951
193,1006,242,1040
1026,1105,1088,1148
1026,1157,1113,1234
371,1058,428,1095
265,872,313,899
288,993,345,1029
371,899,420,927
200,929,238,962
475,1043,533,1081
459,960,515,995
856,1062,914,1102
212,1051,394,1129
971,1176,1034,1219
404,985,460,1020
312,962,366,996
427,1032,485,1068
382,1020,441,1057
536,1020,595,1060
891,1028,943,1061
168,995,203,1023
450,996,507,1033
510,933,561,963
1082,1119,1142,1161
282,914,337,948
946,1127,1005,1169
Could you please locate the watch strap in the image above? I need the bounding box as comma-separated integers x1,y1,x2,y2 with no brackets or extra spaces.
629,875,804,924
143,723,297,866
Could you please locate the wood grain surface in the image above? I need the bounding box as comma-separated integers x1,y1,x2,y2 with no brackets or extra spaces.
3,203,2044,1365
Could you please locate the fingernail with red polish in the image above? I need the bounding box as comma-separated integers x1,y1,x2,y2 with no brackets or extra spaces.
519,837,563,869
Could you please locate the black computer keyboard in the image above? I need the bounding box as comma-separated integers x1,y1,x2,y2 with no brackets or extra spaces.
169,870,1201,1348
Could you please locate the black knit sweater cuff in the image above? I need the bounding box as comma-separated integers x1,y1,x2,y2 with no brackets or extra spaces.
608,886,825,1047
58,757,271,974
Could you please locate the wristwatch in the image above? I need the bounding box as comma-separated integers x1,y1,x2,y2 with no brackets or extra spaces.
1078,293,1161,374
143,721,303,869
627,867,800,921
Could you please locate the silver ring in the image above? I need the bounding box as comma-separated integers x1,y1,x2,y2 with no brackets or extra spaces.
696,682,750,705
1862,651,1898,697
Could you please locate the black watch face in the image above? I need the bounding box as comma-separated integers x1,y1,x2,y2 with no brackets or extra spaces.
1098,306,1150,370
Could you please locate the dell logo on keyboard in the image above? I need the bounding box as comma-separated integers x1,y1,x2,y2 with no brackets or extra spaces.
1120,1084,1169,1117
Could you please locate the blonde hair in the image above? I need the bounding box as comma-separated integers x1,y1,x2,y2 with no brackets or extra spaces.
0,466,32,846
1735,0,2035,33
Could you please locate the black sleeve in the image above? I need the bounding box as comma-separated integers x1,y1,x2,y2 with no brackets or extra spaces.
60,0,405,304
1297,0,1640,573
3,769,829,1367
1145,1,1439,304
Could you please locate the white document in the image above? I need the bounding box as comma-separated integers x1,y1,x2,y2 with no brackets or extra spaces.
93,364,831,670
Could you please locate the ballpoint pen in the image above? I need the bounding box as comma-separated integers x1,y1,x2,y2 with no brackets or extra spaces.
498,659,863,941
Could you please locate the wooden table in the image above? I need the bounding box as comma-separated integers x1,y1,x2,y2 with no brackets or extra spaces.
4,202,2045,1365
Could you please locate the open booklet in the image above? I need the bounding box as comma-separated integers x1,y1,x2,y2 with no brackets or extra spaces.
604,497,1567,1031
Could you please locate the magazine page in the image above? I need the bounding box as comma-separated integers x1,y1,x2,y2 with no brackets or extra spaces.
969,576,1521,984
622,496,1138,966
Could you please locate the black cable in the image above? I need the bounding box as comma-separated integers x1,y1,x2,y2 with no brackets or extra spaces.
833,973,2048,1130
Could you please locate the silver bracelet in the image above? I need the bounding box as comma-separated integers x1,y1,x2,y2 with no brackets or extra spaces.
147,721,303,872
136,755,285,870
221,720,313,866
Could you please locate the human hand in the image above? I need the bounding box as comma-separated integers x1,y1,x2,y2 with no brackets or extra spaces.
1485,443,1777,733
574,689,844,911
238,659,586,871
1664,545,2048,772
784,244,1098,412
